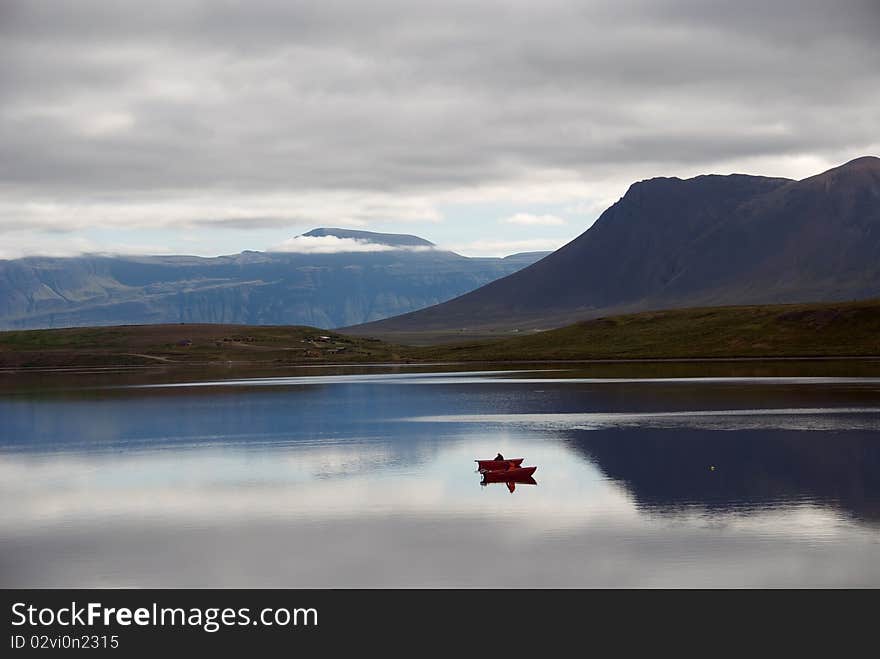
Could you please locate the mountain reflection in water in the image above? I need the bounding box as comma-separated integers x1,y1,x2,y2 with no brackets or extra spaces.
565,429,880,522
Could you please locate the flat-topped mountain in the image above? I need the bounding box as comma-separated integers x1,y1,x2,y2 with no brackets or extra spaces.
348,156,880,337
299,227,435,247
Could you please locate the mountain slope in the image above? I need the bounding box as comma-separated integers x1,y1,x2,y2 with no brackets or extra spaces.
0,229,548,330
416,299,880,361
348,156,880,336
5,298,880,369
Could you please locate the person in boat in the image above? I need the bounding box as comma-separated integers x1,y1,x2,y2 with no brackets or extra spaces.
494,452,505,461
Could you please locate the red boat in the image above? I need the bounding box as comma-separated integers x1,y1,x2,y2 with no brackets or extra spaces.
475,458,524,472
480,466,537,482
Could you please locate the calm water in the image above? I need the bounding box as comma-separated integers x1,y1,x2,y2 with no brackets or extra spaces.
1,363,879,587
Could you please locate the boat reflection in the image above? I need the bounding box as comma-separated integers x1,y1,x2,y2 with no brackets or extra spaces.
480,471,538,493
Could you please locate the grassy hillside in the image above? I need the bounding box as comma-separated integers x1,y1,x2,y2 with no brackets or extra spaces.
2,299,880,368
0,324,401,368
418,299,880,361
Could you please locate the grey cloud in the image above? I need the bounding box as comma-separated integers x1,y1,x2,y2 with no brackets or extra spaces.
0,0,878,228
187,216,307,230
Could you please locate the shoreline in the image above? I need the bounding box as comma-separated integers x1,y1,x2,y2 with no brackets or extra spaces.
3,353,880,375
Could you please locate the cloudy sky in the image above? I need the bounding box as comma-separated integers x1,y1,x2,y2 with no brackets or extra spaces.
1,0,878,259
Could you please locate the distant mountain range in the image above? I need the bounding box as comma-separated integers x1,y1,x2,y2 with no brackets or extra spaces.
0,229,549,330
349,156,880,336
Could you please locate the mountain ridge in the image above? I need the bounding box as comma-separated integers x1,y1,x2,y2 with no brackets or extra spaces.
347,156,880,338
0,230,549,330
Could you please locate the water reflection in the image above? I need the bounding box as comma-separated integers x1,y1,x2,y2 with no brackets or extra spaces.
480,475,538,493
0,366,878,587
566,428,880,522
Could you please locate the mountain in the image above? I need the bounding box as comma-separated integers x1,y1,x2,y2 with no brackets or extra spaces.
0,229,549,330
300,227,435,247
347,156,880,337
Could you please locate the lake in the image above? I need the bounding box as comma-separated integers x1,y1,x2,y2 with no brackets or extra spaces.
1,361,879,587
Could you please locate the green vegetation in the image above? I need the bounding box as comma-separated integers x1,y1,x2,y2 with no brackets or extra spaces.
0,324,402,368
419,299,880,361
2,299,879,369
